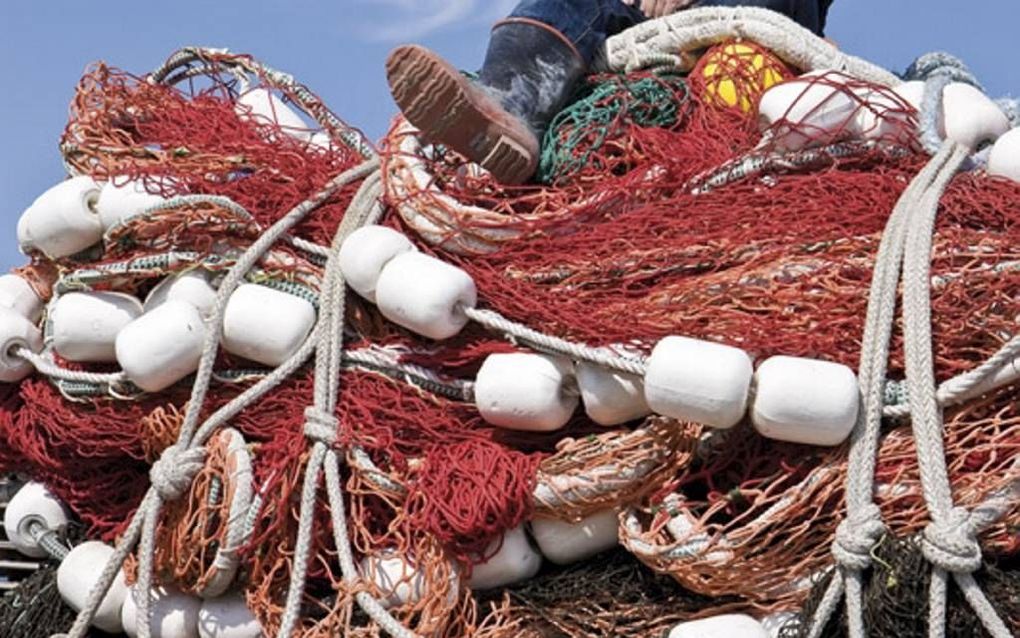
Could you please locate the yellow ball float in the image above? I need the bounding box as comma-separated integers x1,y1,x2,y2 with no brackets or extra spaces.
697,41,792,113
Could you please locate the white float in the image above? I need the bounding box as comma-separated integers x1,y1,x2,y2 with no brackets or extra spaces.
0,307,43,382
17,176,103,258
939,83,1010,150
359,551,459,609
144,271,219,319
530,509,619,565
374,252,477,340
757,70,858,151
338,225,416,302
0,274,44,322
467,525,542,590
576,359,650,426
2,482,70,558
751,355,859,446
474,352,578,431
988,127,1020,183
96,177,171,230
121,585,202,638
643,336,753,429
50,291,143,362
57,541,129,634
236,88,311,140
760,611,798,638
851,81,919,141
221,284,316,367
668,614,769,638
198,593,262,638
116,300,206,392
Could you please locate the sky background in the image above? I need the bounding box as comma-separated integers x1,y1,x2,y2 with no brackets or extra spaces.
1,1,1017,272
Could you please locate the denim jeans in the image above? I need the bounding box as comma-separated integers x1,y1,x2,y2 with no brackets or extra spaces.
508,0,832,64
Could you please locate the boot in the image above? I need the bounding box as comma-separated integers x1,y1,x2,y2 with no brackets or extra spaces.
385,19,586,184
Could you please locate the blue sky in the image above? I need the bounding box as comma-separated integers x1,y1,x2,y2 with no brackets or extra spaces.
1,1,1017,272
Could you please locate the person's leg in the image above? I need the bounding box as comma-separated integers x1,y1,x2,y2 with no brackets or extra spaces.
385,0,647,184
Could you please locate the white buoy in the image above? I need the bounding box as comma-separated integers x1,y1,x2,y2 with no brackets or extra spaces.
360,552,430,609
757,70,857,151
221,284,316,367
374,252,477,340
643,336,753,429
576,359,650,426
0,274,44,322
57,541,129,634
144,271,218,319
939,83,1010,150
530,509,619,565
96,177,171,230
308,131,333,151
760,611,798,638
121,585,202,638
851,82,919,141
198,593,262,638
17,176,103,258
236,88,311,140
338,225,416,303
467,525,542,590
51,291,143,362
474,352,578,431
891,80,925,112
668,614,769,638
0,307,43,382
988,127,1020,183
116,300,206,392
2,482,70,558
751,355,859,446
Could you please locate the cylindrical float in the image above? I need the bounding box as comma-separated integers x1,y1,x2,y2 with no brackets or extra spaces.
988,127,1020,183
939,82,1010,150
121,585,202,638
0,307,43,382
757,70,857,151
0,273,44,322
17,176,103,258
374,252,476,340
144,271,219,319
116,300,206,392
96,177,171,230
750,355,859,446
474,352,578,431
576,359,650,426
668,614,768,638
467,525,542,590
643,336,753,429
530,509,619,565
50,291,143,362
2,481,70,558
235,88,311,141
57,541,129,634
338,225,416,303
198,593,262,638
221,284,316,367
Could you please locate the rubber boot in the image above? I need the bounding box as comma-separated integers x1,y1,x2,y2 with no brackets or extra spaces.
386,20,586,185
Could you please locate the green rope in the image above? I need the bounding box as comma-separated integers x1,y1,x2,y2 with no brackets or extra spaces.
537,72,691,185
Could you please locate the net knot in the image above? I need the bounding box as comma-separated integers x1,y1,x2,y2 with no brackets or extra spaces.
832,504,886,571
150,444,206,502
921,507,982,574
303,407,338,445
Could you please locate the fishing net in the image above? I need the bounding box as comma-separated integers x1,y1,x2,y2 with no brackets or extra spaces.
0,8,1016,637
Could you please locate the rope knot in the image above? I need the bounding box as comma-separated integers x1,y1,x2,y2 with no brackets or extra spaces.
149,444,206,502
832,504,886,571
303,407,338,445
921,507,982,573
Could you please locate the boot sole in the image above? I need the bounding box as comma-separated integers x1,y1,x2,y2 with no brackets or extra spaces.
386,45,536,184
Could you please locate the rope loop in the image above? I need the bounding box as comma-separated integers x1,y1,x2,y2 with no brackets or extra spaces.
303,407,338,446
149,444,206,502
921,507,983,574
832,504,886,572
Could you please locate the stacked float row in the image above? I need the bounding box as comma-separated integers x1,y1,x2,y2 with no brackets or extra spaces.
340,225,861,447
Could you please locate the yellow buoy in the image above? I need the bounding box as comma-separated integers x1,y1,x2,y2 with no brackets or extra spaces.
699,42,791,113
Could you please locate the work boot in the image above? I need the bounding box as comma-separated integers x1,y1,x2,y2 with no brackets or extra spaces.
385,19,586,184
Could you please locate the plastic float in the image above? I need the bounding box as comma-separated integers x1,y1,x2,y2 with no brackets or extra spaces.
0,8,1016,638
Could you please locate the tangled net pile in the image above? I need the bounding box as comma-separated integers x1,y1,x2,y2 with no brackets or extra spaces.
0,7,1017,638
